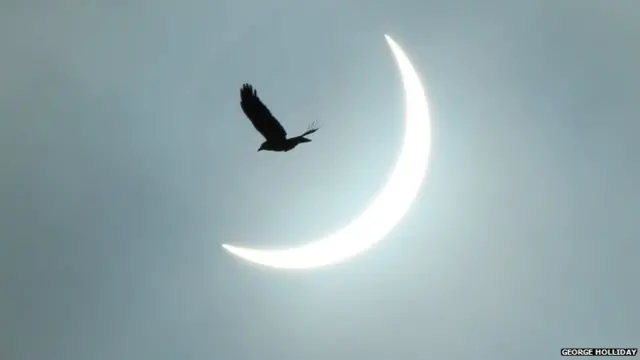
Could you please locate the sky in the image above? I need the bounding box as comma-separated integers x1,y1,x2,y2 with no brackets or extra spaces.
1,0,638,359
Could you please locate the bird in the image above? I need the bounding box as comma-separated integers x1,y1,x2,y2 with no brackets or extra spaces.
239,83,320,152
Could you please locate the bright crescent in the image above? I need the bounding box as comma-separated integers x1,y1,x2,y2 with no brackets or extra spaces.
222,35,431,269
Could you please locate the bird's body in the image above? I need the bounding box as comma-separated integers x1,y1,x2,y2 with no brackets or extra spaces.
239,83,319,152
257,135,312,152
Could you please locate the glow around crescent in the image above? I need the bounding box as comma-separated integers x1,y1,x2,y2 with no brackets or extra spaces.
222,34,431,269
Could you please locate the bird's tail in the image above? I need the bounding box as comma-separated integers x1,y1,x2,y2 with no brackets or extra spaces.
299,121,320,137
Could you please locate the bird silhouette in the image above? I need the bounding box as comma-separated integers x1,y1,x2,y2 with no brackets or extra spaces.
240,83,319,152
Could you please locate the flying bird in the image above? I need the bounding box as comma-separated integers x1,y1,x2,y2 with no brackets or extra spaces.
240,83,319,152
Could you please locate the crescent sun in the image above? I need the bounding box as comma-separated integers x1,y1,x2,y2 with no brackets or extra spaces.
222,34,431,269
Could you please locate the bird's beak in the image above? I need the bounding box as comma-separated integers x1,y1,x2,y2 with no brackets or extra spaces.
257,148,262,152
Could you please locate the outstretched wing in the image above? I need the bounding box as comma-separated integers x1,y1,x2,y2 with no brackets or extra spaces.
240,84,287,142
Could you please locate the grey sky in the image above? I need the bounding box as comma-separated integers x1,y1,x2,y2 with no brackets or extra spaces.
1,1,638,359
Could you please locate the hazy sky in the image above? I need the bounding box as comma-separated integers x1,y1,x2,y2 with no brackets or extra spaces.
1,1,638,359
